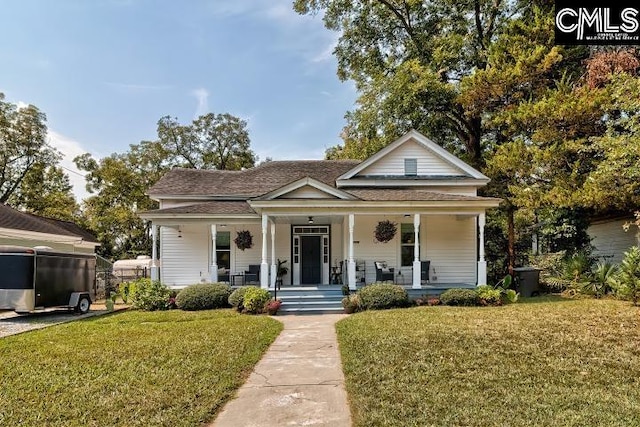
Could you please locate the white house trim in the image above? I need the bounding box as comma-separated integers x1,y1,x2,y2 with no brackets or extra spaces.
254,177,358,201
336,129,490,185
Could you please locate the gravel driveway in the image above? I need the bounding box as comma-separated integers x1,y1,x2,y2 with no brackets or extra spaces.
0,304,126,338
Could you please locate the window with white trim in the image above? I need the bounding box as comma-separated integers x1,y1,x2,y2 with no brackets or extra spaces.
216,231,231,270
400,223,415,266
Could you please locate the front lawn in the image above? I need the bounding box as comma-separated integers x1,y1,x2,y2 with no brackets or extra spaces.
0,310,282,426
337,297,640,426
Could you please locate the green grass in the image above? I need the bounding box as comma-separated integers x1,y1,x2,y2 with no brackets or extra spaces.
0,310,282,426
337,297,640,426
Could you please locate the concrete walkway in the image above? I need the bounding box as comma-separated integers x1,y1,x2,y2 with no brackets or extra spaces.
211,314,352,427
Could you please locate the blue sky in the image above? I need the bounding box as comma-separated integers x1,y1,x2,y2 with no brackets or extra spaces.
0,0,356,200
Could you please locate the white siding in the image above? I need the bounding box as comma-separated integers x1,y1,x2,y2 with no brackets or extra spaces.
280,186,337,199
352,216,401,284
358,140,464,176
160,224,209,287
160,223,293,287
589,219,640,264
424,216,477,285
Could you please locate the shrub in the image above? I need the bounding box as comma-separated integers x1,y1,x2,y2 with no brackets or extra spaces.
582,262,618,297
265,299,282,315
228,286,255,311
358,283,408,310
128,278,172,311
440,288,479,306
342,294,362,313
427,297,441,306
243,287,272,314
609,246,640,305
175,284,232,311
476,285,502,306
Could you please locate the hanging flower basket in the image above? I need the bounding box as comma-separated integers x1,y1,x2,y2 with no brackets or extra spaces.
234,230,254,251
374,220,397,243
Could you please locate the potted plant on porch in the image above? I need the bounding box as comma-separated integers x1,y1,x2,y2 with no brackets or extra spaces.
276,259,288,289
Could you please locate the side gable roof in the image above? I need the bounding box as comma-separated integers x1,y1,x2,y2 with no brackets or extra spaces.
148,160,360,198
0,204,99,243
336,129,489,184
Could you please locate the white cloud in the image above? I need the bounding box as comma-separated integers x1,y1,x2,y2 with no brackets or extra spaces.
47,130,91,202
16,101,29,110
191,88,209,117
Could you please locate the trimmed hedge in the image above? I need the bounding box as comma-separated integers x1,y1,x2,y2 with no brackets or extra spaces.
358,283,409,310
440,288,479,306
176,283,232,311
243,287,272,314
229,286,255,311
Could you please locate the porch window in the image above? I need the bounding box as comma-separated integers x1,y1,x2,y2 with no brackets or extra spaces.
400,223,415,266
216,231,231,270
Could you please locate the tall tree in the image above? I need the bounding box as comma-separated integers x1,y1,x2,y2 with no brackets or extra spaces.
157,113,256,170
0,94,59,203
296,0,554,166
74,141,166,260
8,163,80,221
76,112,257,259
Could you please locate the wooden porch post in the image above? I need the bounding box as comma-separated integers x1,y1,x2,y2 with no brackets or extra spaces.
412,214,421,289
150,223,159,281
270,222,276,289
348,213,356,290
260,214,269,289
478,212,487,286
210,224,218,283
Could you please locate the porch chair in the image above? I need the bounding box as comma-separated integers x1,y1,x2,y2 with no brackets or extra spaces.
375,261,394,283
244,264,260,284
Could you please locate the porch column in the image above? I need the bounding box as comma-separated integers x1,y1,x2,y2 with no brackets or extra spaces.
477,213,487,286
270,222,277,288
348,213,356,290
412,214,421,289
150,223,159,281
210,224,218,283
260,214,269,289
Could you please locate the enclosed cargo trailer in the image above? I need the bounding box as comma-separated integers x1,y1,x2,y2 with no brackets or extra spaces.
0,246,95,314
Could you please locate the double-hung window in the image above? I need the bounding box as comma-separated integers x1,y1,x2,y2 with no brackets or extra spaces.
216,231,231,270
400,223,415,266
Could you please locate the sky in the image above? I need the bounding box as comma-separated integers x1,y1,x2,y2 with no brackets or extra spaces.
0,0,357,201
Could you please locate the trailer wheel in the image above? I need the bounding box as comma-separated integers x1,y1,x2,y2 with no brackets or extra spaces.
76,296,91,314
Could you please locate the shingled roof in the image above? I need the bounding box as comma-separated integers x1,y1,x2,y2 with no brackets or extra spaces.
0,204,99,243
145,201,256,215
147,160,361,197
345,188,497,202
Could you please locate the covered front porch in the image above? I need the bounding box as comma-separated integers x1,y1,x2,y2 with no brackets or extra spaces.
146,208,489,290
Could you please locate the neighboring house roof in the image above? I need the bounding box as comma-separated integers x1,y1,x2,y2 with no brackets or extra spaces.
148,160,360,198
0,203,99,244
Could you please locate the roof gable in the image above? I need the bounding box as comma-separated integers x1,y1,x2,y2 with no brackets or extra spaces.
337,130,489,185
254,177,357,200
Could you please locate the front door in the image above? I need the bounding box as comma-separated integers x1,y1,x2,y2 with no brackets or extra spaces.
300,235,322,284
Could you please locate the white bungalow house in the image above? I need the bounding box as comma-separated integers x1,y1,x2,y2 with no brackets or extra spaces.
139,130,501,291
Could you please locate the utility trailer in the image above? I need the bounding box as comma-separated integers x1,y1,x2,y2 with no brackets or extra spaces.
0,246,95,314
